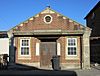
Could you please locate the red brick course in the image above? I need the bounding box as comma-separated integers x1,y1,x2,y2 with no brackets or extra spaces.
13,13,83,31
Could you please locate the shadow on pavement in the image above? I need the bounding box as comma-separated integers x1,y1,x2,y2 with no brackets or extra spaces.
8,63,39,70
0,63,77,76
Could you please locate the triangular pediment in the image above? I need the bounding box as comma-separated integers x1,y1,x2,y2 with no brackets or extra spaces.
9,7,85,32
41,7,55,14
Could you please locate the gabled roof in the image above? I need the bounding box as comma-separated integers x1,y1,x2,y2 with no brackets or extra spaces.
8,7,85,31
84,1,100,19
0,31,7,35
0,31,8,38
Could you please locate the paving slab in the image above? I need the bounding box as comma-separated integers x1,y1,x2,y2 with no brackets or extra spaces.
75,67,100,76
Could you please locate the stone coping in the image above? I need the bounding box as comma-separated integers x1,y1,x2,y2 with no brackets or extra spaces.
13,30,84,35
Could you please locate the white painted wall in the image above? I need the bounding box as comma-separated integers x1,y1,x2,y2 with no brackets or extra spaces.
57,43,60,55
36,43,40,56
0,38,9,55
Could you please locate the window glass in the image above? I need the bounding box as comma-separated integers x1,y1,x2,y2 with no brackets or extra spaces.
20,39,30,55
45,16,51,22
91,12,95,19
67,38,77,55
44,15,52,24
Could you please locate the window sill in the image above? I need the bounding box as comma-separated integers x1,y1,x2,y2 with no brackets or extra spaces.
18,56,31,59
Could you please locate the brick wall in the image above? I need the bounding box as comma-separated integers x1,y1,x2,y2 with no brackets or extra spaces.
86,7,100,36
13,9,83,68
15,36,81,68
13,13,83,31
15,37,40,63
57,36,81,64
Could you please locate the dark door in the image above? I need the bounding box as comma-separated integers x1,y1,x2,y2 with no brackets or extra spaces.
40,42,56,67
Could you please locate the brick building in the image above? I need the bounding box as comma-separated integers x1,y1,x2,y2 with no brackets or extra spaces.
8,7,91,69
85,1,100,63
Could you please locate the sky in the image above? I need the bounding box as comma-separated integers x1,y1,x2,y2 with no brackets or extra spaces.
0,0,99,31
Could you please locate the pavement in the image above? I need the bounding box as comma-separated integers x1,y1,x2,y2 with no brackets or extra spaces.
75,67,100,76
75,64,100,76
0,64,100,76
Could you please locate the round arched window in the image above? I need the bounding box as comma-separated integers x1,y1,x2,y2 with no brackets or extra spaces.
44,15,52,24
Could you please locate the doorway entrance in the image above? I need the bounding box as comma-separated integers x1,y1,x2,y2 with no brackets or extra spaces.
40,39,57,67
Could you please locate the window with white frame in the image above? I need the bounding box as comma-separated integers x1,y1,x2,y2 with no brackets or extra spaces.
20,39,30,55
44,15,52,24
67,38,77,55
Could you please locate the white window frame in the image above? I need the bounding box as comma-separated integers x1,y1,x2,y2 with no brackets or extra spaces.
44,15,53,24
66,38,77,56
20,38,30,56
